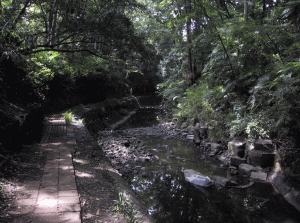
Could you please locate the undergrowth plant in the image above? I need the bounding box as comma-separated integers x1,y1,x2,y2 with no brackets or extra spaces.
112,190,138,223
64,111,73,125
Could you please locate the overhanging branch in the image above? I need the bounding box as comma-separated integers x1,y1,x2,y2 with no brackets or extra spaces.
27,48,109,60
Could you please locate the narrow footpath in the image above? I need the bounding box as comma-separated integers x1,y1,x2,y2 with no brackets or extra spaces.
11,113,81,223
8,112,154,223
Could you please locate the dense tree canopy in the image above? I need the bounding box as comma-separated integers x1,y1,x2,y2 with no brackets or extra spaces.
1,0,300,146
1,0,139,57
143,0,300,145
1,0,161,103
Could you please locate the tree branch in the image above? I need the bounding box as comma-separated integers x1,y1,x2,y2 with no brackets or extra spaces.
266,32,284,63
12,0,32,31
31,39,106,49
3,0,32,43
24,48,109,60
199,3,235,77
36,0,48,34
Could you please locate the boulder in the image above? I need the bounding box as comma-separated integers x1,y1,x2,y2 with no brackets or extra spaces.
186,135,194,140
218,153,230,163
211,175,238,187
239,164,260,176
181,122,189,129
187,125,194,134
211,143,222,150
247,150,275,168
250,171,268,181
228,139,246,158
254,139,273,151
181,132,189,137
183,169,212,187
209,143,223,157
181,128,188,133
230,156,247,167
229,166,239,175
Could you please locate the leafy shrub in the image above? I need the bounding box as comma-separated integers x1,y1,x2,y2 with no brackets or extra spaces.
157,79,187,109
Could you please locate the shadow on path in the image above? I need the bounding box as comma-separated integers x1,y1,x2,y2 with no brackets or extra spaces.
8,113,81,223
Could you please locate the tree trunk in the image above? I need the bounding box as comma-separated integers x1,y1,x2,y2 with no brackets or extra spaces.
261,0,266,23
185,0,194,86
244,0,248,22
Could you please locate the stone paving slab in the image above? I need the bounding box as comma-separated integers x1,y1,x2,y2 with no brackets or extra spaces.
11,113,81,223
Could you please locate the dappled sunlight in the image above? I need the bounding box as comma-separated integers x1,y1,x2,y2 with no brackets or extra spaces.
48,119,64,125
76,171,95,178
1,181,21,193
107,166,122,176
66,141,76,145
73,118,84,126
37,198,57,207
49,142,62,146
269,160,282,182
43,147,57,152
0,111,83,222
107,167,121,176
73,158,88,164
60,165,74,170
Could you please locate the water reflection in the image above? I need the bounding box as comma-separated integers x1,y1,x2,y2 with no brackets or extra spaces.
130,169,299,223
118,95,299,223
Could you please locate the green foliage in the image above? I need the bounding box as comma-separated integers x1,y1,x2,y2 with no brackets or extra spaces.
153,0,300,145
175,82,227,138
112,190,138,223
1,0,300,145
157,79,187,108
0,0,161,112
64,111,73,125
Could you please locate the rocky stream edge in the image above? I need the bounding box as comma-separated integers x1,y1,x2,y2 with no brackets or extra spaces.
95,116,300,213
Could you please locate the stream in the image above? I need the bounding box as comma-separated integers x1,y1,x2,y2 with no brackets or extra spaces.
111,95,300,222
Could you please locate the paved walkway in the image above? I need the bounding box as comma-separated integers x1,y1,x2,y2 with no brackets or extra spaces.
12,113,81,223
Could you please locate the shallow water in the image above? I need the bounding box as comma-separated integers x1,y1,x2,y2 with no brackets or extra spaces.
119,95,300,222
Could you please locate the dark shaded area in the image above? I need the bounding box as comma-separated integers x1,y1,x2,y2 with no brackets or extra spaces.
127,72,160,95
0,144,47,222
0,57,45,152
0,58,42,104
0,55,159,153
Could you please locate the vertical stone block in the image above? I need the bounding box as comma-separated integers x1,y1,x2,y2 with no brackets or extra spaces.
254,139,273,151
228,139,246,158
